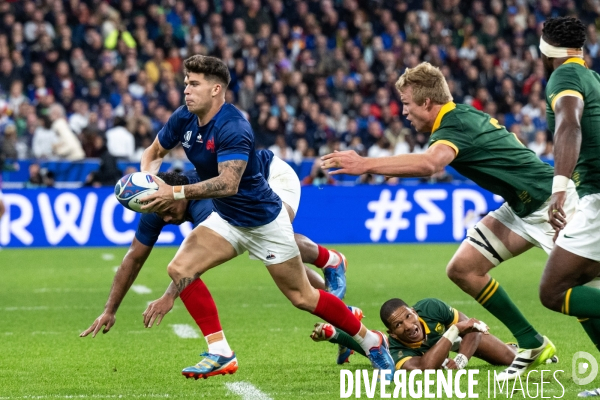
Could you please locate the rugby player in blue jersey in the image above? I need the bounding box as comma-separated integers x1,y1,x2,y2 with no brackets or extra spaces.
130,55,394,379
80,152,355,378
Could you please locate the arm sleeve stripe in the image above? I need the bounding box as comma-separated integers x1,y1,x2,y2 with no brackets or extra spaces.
217,154,249,163
449,309,459,326
396,356,413,370
551,90,584,111
430,140,459,155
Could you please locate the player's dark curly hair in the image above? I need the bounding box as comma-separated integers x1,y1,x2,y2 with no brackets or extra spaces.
542,17,586,49
157,172,188,186
184,55,231,86
380,298,410,328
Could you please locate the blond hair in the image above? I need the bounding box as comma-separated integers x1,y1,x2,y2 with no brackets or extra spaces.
395,62,453,105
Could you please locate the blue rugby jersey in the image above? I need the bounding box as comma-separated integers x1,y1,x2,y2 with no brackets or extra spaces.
158,104,281,227
135,151,277,246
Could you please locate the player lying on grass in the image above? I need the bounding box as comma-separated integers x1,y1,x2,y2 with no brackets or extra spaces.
321,62,576,380
81,151,349,379
312,298,556,370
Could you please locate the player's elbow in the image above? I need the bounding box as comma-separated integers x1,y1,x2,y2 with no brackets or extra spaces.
422,159,442,177
224,182,239,196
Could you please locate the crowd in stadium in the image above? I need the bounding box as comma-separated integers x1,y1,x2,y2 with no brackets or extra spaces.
0,0,598,185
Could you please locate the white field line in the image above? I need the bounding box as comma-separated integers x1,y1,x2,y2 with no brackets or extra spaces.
113,266,119,272
225,382,273,400
131,285,152,294
101,253,115,261
170,324,200,339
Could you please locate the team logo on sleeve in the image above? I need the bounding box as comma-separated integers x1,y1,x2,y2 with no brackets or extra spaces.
183,131,193,148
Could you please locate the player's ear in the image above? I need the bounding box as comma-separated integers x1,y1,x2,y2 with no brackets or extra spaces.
212,83,222,97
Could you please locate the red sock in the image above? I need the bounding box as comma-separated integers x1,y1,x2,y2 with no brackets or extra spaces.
180,279,222,336
314,245,330,268
313,290,361,336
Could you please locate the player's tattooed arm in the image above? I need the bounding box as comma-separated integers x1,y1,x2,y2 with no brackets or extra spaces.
183,160,247,199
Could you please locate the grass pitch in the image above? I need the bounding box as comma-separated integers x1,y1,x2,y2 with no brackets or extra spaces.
0,245,596,399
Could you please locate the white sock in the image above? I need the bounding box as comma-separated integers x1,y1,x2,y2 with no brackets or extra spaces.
326,251,340,267
206,331,233,356
352,326,381,352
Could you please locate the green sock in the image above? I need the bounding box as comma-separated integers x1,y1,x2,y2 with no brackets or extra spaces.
579,318,600,351
564,286,600,318
330,330,366,357
476,277,543,349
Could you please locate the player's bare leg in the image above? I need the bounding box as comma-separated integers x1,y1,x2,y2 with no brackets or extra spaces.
266,255,395,377
167,225,239,380
446,215,554,380
472,334,518,366
540,246,600,312
540,246,600,367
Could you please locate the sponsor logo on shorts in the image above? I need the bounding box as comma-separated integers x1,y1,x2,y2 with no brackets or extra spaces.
266,251,276,260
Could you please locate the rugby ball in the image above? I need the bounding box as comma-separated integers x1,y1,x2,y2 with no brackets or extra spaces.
114,172,160,213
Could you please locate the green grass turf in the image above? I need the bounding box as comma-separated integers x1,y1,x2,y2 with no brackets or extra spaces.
0,245,596,399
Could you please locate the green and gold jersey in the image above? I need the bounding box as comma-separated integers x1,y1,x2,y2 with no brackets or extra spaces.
429,103,554,218
546,58,600,197
389,298,459,369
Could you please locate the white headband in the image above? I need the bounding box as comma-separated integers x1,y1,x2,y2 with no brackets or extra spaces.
539,37,583,58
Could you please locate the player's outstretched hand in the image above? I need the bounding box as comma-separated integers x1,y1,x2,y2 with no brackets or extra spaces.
143,295,175,328
140,179,174,213
80,312,116,338
321,150,367,176
455,318,489,336
548,191,568,239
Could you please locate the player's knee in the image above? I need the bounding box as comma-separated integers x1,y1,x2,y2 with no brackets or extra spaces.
167,260,185,281
287,290,317,311
446,261,467,284
538,284,563,312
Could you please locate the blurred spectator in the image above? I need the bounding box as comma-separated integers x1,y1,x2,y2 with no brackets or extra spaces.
367,136,392,158
268,134,294,163
84,136,122,187
48,104,85,161
1,124,19,160
302,159,336,186
25,163,45,188
106,116,135,161
32,115,57,160
528,130,548,157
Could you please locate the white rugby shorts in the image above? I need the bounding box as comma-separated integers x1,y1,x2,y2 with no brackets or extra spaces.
489,180,578,255
200,208,300,266
555,193,600,262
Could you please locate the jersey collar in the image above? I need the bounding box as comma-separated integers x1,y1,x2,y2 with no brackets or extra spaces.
432,102,456,133
563,57,587,68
